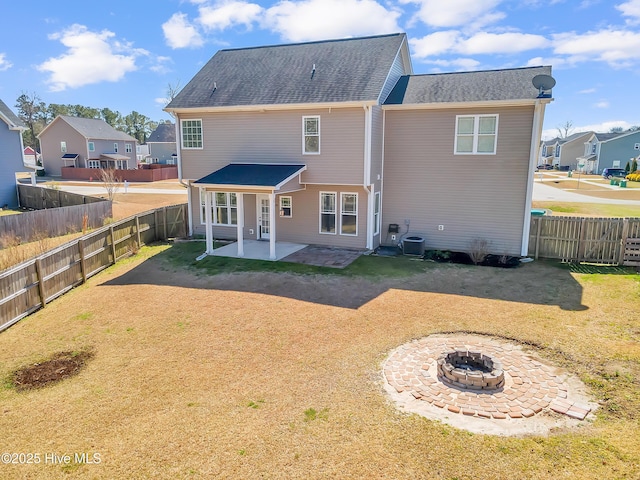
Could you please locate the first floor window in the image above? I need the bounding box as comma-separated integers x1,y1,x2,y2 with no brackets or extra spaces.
182,119,203,149
374,192,380,236
88,160,100,168
455,115,498,154
200,191,237,225
279,196,292,217
320,192,336,234
340,193,358,236
116,160,128,170
61,141,67,153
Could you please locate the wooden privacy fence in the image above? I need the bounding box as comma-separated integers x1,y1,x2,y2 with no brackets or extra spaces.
0,203,187,332
18,184,105,209
529,216,640,266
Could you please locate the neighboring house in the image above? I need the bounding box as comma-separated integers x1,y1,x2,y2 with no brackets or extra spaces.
578,130,640,174
0,99,26,208
540,131,592,170
146,121,177,165
38,116,138,176
23,146,41,167
165,33,552,258
136,144,150,164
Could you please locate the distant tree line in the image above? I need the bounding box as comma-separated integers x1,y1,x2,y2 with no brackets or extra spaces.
15,92,162,150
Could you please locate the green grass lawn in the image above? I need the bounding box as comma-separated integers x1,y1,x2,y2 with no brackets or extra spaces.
532,202,640,217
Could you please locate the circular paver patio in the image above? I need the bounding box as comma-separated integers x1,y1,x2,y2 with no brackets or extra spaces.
383,334,595,434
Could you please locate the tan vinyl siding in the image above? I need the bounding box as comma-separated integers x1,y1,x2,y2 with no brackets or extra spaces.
558,139,588,170
383,106,534,256
179,108,365,185
191,184,368,249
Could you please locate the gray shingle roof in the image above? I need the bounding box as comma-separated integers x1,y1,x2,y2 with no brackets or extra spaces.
57,115,136,141
593,132,622,142
166,33,406,109
147,122,176,143
0,98,25,128
384,66,553,105
559,131,592,144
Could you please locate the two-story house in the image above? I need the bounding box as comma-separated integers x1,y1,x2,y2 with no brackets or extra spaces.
578,130,640,174
146,121,177,165
165,33,552,259
0,99,26,208
38,116,138,177
540,131,592,170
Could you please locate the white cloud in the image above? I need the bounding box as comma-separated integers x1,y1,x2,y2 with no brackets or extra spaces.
38,25,145,91
552,29,640,67
198,1,263,31
616,0,640,22
150,56,173,74
399,0,504,28
578,88,596,94
411,31,548,59
263,0,401,42
0,53,12,71
426,58,481,70
162,12,204,49
594,100,610,108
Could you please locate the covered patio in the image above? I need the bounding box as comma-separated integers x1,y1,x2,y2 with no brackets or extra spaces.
194,163,307,260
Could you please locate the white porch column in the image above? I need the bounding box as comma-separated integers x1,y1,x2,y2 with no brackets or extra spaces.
236,193,244,257
269,192,276,260
203,188,214,254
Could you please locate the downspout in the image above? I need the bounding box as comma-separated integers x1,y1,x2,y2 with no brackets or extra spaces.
171,113,193,236
363,105,373,250
521,99,547,257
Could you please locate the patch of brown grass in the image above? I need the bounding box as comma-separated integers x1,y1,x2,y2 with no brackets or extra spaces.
0,246,638,479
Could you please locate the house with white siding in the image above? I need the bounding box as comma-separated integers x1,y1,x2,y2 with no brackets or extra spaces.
0,99,26,208
165,33,553,259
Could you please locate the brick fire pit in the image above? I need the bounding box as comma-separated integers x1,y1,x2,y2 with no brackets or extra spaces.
437,350,505,390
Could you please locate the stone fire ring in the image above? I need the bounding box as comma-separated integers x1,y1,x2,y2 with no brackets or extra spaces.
383,334,596,436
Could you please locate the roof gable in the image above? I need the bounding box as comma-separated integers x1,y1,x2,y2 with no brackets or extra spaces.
384,66,553,105
39,115,136,142
148,122,176,143
166,33,407,109
0,98,26,129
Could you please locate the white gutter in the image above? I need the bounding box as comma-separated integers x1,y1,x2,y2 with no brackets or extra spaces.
521,99,547,257
164,100,377,115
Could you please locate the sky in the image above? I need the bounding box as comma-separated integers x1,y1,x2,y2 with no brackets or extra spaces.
1,0,640,140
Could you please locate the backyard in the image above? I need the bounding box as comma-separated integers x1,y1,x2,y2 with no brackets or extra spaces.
0,243,638,479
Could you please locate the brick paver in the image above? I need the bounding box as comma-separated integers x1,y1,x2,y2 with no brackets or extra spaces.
384,335,591,421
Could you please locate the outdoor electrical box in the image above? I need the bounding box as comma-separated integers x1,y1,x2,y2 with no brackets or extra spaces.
388,223,399,233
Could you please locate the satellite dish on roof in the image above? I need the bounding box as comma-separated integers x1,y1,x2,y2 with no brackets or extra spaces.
532,74,556,98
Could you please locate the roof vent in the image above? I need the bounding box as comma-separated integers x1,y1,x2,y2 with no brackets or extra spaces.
311,64,316,79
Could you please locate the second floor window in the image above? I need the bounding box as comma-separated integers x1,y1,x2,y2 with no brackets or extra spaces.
60,141,67,153
303,116,320,154
125,144,132,153
114,143,119,153
455,115,498,154
555,145,560,157
88,142,95,152
182,119,203,149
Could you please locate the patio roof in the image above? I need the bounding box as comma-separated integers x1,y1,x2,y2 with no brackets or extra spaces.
193,163,306,191
100,153,130,161
61,153,79,159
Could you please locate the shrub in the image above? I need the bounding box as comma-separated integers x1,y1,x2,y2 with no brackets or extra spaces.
468,238,490,265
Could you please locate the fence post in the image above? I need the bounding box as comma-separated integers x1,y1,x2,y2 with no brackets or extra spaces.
78,238,87,283
110,226,117,264
576,218,587,262
534,217,542,260
135,216,142,247
163,206,168,240
35,258,47,308
618,218,630,266
154,210,159,241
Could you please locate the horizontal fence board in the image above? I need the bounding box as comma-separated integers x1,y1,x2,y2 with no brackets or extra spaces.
0,203,187,332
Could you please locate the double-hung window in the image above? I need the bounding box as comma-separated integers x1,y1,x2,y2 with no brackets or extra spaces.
200,191,237,225
125,143,132,153
60,141,67,153
182,119,203,149
340,193,358,236
319,192,336,234
88,142,95,152
113,143,119,153
373,192,380,236
455,115,498,154
279,196,292,217
303,116,320,154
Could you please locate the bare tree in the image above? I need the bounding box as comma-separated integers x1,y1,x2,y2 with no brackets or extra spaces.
99,169,121,201
166,81,182,102
556,120,574,139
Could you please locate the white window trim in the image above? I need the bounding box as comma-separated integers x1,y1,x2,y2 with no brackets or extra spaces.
181,119,204,150
113,143,119,153
200,191,237,226
88,160,100,169
373,191,380,236
319,191,336,235
279,196,292,218
454,114,499,155
60,141,67,153
302,116,320,155
88,142,95,152
340,192,358,236
125,143,132,153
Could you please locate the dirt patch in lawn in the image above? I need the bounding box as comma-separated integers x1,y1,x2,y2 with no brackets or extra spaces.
11,350,94,391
